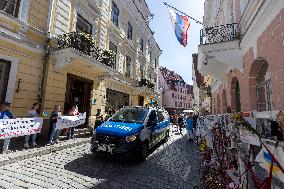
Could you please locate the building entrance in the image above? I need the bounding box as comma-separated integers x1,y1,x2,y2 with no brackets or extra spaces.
0,59,11,103
106,89,129,112
64,74,93,127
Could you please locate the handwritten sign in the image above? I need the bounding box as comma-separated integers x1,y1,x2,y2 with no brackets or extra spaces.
239,127,261,146
0,118,43,139
56,113,86,130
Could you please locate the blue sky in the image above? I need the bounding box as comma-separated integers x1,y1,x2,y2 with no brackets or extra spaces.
146,0,205,85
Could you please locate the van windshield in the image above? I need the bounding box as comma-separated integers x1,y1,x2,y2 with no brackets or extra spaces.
110,108,148,124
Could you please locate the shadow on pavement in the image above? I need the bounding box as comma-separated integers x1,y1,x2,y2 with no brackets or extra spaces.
64,135,202,189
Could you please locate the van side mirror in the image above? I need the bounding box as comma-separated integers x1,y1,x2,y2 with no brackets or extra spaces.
147,119,157,127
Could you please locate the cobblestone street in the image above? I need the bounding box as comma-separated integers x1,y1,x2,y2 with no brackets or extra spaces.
0,127,202,189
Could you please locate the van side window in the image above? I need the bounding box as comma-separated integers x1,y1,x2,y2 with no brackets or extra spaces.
148,111,157,123
157,112,164,122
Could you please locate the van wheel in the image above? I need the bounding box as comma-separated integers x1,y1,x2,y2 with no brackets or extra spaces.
138,142,149,162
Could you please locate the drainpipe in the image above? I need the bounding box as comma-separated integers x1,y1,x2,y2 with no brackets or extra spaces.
38,36,51,112
38,0,55,112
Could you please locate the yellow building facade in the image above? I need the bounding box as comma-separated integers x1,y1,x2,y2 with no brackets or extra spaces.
0,0,161,118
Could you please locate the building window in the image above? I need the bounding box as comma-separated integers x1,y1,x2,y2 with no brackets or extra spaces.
76,14,92,34
140,38,144,52
125,56,131,77
175,101,177,107
0,59,11,102
111,1,119,27
154,59,157,68
140,65,144,78
172,93,174,98
127,22,133,40
109,42,117,69
0,0,21,17
149,51,152,64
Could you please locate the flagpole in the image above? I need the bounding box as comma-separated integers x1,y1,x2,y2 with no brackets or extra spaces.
163,2,205,26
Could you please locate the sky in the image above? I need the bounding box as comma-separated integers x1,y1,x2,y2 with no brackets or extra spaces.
146,0,205,85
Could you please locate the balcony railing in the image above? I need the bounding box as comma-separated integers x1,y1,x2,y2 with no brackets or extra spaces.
57,32,115,68
200,23,239,45
137,79,155,90
0,0,20,17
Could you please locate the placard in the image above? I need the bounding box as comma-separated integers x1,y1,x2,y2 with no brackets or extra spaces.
0,117,43,139
55,113,86,130
239,127,261,146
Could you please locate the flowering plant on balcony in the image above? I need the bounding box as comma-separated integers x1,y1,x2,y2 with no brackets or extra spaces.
97,49,116,68
57,31,115,68
138,78,155,90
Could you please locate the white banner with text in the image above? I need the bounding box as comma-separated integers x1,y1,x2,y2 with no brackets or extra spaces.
55,113,86,130
0,118,43,139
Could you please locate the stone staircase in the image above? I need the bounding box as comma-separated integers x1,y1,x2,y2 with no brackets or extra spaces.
59,127,93,140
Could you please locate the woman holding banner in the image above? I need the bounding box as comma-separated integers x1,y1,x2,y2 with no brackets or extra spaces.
67,106,79,140
24,103,39,148
1,102,14,153
48,105,61,145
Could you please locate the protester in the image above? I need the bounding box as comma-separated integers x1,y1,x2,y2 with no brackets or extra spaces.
95,109,103,129
24,103,39,148
104,110,113,122
186,113,194,142
1,102,14,153
48,105,61,145
67,105,79,140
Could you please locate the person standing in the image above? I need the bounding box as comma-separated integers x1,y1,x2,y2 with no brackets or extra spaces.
24,103,40,148
95,109,103,129
186,113,194,142
1,102,14,153
67,106,79,140
177,115,183,134
48,105,61,145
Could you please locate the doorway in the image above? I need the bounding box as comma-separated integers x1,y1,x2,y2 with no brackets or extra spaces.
64,74,93,127
138,96,144,106
105,89,129,112
0,59,11,102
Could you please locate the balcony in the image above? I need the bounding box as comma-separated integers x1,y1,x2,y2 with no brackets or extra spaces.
137,79,155,90
53,32,115,72
198,23,242,80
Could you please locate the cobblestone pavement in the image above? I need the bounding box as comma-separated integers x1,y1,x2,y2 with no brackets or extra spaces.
0,127,202,189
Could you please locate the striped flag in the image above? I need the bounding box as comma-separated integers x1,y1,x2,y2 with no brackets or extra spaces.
167,7,190,47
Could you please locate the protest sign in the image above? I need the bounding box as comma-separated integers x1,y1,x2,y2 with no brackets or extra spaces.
56,112,86,130
0,117,43,139
239,127,261,146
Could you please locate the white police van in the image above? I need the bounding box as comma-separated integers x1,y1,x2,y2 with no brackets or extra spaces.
91,106,170,161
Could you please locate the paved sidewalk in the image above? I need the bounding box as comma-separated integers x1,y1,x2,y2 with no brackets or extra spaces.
0,127,202,189
0,138,91,167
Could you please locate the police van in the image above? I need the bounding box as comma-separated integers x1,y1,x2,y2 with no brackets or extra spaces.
91,106,170,161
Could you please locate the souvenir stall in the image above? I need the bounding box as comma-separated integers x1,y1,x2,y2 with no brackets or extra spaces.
197,111,284,189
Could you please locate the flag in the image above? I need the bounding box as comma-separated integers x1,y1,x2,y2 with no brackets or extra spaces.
168,7,190,47
255,142,284,183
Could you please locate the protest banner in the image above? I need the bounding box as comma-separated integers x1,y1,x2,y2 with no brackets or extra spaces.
0,117,43,139
56,112,86,130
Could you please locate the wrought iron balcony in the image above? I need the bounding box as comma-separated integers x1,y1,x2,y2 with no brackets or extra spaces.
137,79,155,90
200,23,239,45
57,32,115,68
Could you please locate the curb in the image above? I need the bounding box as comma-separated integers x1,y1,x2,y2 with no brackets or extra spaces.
0,137,91,167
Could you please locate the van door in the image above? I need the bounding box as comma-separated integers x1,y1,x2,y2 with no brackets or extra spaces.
157,111,167,142
147,110,159,148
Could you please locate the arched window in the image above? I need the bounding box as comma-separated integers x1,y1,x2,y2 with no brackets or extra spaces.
256,61,271,111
